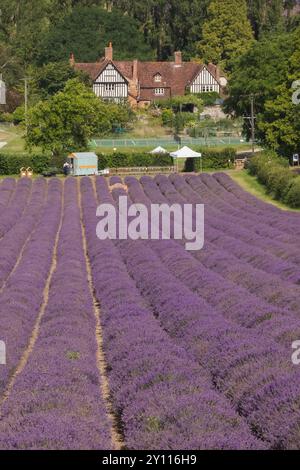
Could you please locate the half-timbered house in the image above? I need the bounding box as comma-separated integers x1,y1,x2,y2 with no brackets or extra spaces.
73,44,227,108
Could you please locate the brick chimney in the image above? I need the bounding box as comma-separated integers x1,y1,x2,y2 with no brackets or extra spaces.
69,52,75,67
133,60,138,82
174,51,182,65
209,63,220,82
105,42,113,61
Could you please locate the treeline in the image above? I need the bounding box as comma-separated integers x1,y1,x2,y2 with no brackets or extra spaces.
0,1,298,73
0,0,299,157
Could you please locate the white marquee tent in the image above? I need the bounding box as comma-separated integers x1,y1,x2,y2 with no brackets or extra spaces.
170,146,202,172
149,146,169,154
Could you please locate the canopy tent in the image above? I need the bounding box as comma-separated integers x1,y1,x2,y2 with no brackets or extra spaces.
170,146,202,172
170,146,202,159
149,146,169,154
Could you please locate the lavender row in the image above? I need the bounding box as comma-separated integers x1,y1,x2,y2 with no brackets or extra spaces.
198,172,299,241
214,173,300,234
164,174,300,283
143,175,300,313
0,178,112,450
0,178,16,213
0,178,47,289
0,178,32,238
82,176,262,450
126,176,300,344
186,174,300,269
0,179,62,396
106,185,300,449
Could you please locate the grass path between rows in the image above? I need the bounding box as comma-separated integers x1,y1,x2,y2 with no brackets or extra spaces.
227,170,300,213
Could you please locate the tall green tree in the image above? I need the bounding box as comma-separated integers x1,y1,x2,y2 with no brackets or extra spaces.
110,0,211,59
38,6,154,64
246,0,285,38
26,79,131,156
31,62,90,100
258,27,300,154
196,0,254,71
225,29,296,143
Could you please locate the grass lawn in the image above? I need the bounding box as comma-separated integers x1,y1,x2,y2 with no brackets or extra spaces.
0,124,26,153
227,169,300,213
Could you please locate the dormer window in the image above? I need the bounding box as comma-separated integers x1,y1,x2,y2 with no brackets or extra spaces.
154,73,162,83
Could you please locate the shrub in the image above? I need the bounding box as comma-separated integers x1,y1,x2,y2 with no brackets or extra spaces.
161,109,174,127
0,112,14,123
184,148,236,172
97,152,173,170
247,151,299,208
284,177,300,208
12,106,25,125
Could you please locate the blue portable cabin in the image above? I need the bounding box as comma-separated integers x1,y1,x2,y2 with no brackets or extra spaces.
68,152,98,176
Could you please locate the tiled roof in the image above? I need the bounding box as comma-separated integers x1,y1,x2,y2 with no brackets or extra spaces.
75,58,222,100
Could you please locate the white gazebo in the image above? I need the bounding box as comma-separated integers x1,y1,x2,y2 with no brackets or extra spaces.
170,146,202,172
149,146,169,154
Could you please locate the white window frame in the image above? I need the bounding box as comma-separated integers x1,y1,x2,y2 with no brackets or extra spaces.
155,88,165,96
154,74,162,83
105,83,115,91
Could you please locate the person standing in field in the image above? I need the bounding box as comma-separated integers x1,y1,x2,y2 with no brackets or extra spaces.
63,162,71,176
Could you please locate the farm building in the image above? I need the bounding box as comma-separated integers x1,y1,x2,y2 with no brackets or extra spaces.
68,152,98,176
72,43,227,108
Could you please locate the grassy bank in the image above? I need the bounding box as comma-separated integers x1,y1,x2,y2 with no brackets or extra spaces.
227,169,300,212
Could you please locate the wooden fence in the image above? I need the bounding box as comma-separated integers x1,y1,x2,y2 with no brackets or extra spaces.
109,166,175,176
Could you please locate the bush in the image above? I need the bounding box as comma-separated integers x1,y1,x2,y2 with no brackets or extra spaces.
97,152,173,170
247,151,300,208
0,112,14,123
12,106,25,125
161,109,174,127
284,177,300,208
184,148,236,172
192,92,220,106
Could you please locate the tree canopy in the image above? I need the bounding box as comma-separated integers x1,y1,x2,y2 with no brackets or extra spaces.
37,6,155,64
225,25,300,154
26,79,132,156
196,0,254,72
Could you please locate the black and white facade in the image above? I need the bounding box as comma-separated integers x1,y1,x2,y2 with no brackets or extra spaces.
189,66,220,94
93,63,128,102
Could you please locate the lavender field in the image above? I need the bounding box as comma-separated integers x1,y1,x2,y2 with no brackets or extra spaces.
0,173,299,450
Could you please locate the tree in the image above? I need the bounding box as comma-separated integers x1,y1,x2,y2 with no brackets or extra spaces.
224,30,295,141
26,78,131,156
258,27,300,155
196,0,254,71
37,6,154,64
111,0,211,59
246,0,285,38
31,62,90,100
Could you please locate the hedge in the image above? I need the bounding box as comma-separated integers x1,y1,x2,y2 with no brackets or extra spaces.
0,153,52,175
184,148,236,172
0,149,231,175
0,151,173,175
248,151,300,208
96,152,173,170
284,177,300,208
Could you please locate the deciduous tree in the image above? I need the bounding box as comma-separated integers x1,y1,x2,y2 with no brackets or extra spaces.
196,0,254,71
